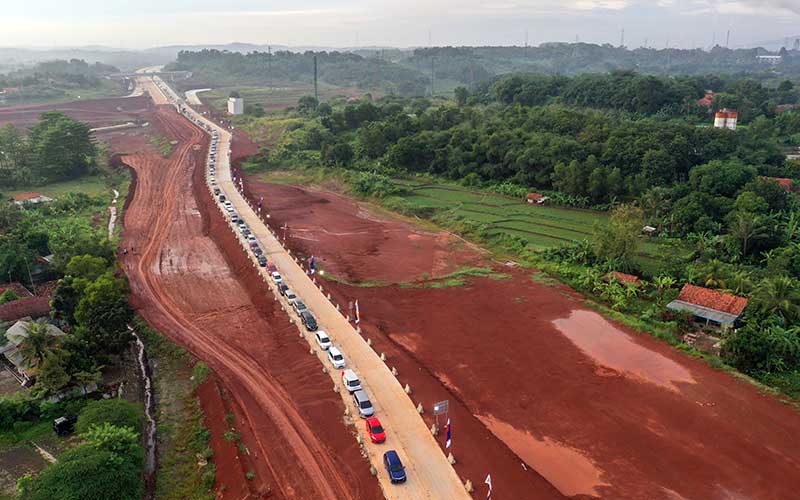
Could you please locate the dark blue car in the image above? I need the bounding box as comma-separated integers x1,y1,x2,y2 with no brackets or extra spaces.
383,450,407,483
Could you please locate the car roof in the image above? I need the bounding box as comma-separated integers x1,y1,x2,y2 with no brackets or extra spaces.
342,368,357,379
366,416,381,426
316,330,328,338
384,450,400,462
329,346,342,356
301,310,313,319
353,389,369,400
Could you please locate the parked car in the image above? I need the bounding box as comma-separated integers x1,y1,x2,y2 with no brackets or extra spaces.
383,451,406,483
300,310,318,331
277,283,288,295
284,290,298,304
314,331,331,350
249,241,259,250
366,417,386,443
213,187,220,195
267,263,278,272
231,214,239,223
341,369,361,392
253,247,263,257
292,300,308,315
327,346,345,368
258,256,267,267
352,389,374,418
271,272,282,283
218,194,226,202
247,234,257,243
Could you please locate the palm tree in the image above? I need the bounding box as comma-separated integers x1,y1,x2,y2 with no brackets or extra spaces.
725,270,754,296
698,259,728,289
17,320,58,370
728,211,768,258
753,276,800,322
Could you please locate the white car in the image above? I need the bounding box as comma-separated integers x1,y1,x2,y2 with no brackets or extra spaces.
247,234,257,243
271,272,283,283
341,369,361,392
285,290,298,304
327,346,345,369
315,330,332,350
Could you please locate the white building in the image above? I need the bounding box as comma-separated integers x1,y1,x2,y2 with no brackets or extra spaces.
714,109,738,131
756,55,783,65
227,97,244,116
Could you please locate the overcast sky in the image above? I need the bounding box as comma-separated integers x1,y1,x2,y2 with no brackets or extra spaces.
1,0,799,49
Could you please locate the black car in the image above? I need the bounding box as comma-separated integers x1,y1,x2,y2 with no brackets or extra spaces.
300,310,318,331
258,256,267,267
253,247,263,256
219,194,226,202
277,283,289,295
213,187,220,195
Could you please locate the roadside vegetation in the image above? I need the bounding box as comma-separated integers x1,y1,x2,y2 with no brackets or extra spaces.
0,59,124,106
149,135,174,158
243,71,800,399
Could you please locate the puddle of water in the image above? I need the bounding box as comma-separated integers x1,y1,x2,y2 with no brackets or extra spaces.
478,415,609,497
553,310,696,391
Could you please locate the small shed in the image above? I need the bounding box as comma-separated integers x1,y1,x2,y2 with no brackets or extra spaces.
607,271,642,286
666,284,748,328
763,177,793,193
526,192,549,205
642,225,657,236
13,192,53,206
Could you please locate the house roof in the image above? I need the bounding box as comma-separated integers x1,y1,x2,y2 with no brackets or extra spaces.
13,192,45,201
666,284,748,325
0,296,51,322
527,192,545,200
610,271,641,285
764,177,793,192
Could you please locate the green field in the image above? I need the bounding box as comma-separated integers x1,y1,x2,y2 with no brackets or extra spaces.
396,181,674,272
204,83,363,113
4,175,114,200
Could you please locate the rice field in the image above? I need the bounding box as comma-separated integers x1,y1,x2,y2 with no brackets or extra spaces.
398,181,672,272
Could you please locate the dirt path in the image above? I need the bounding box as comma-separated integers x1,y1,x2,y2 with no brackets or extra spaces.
117,104,380,499
242,180,800,500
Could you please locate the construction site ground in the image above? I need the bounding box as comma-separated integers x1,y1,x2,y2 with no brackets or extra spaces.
238,177,800,500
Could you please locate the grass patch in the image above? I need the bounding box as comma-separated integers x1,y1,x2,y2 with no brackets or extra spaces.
4,175,112,200
136,319,216,500
150,135,174,158
0,421,51,450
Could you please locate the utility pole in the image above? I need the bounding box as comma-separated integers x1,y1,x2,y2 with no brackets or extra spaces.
313,55,319,110
430,56,435,97
620,28,625,48
726,30,730,48
267,46,272,90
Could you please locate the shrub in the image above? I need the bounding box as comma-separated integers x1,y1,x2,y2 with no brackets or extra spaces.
76,399,143,436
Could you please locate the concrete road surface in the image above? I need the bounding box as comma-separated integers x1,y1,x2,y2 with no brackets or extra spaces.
144,76,472,500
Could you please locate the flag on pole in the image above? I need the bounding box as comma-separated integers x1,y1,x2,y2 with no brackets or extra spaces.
445,418,452,449
258,196,264,209
355,300,361,324
309,255,316,274
485,474,493,500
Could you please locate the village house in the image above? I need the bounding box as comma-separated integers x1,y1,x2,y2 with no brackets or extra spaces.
0,320,66,386
526,192,549,205
666,284,748,329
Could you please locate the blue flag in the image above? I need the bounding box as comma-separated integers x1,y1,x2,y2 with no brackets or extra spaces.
309,256,316,274
445,418,452,449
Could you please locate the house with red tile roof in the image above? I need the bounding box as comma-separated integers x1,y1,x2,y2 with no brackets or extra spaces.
666,284,748,328
526,192,549,205
763,177,794,192
607,271,642,286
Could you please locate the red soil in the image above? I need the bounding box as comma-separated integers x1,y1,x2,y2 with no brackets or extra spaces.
0,95,151,128
115,105,380,500
240,182,485,284
241,177,800,500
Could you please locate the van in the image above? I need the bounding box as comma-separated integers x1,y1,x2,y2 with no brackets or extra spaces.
352,390,374,418
342,369,361,392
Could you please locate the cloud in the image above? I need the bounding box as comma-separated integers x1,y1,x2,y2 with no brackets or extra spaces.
677,0,800,16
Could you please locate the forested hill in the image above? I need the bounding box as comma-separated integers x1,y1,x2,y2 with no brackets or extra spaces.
168,49,429,95
401,44,800,84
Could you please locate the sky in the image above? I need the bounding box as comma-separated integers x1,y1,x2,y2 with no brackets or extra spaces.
1,0,799,50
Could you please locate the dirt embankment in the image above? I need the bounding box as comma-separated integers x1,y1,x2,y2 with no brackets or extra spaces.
238,180,485,284
239,176,800,500
115,106,381,500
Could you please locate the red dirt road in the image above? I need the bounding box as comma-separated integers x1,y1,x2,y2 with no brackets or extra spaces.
242,180,800,500
0,95,151,128
115,107,381,500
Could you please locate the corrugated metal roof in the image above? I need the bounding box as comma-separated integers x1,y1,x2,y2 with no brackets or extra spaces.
666,300,740,326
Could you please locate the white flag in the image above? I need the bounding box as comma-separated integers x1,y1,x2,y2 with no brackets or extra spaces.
485,474,493,499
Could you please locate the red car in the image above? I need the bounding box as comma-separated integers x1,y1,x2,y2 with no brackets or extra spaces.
365,417,386,444
267,263,278,272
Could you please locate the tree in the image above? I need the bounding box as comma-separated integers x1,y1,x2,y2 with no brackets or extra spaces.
82,423,144,468
454,86,469,107
593,204,643,270
65,254,109,281
73,273,133,355
76,399,143,436
36,350,71,394
51,276,86,326
0,289,18,304
727,211,768,258
28,112,96,182
752,276,800,322
724,324,800,373
17,320,59,370
297,95,317,114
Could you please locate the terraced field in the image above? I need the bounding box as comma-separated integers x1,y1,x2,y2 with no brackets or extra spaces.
399,182,673,272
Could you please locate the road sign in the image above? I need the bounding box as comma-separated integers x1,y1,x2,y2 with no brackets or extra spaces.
433,400,449,428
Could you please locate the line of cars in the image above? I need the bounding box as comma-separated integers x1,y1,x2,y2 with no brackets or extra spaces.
194,97,406,486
